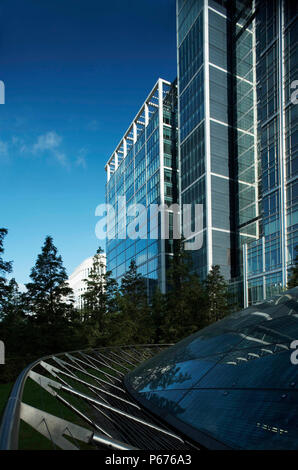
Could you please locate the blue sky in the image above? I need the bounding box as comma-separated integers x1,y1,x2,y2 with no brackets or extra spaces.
0,0,177,286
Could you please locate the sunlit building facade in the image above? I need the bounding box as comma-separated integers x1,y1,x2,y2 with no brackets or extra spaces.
177,0,259,297
243,0,298,305
68,254,106,309
104,0,297,305
105,79,178,296
176,0,297,306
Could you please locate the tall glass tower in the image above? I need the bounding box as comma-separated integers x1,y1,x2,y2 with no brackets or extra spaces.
177,0,297,306
105,79,178,296
104,1,297,306
177,0,259,297
243,0,298,305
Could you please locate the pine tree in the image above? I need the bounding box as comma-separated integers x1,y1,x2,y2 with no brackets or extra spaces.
0,228,12,311
1,278,24,323
288,246,298,289
161,239,209,343
25,236,74,325
112,260,154,345
81,247,118,346
151,287,167,343
204,265,230,323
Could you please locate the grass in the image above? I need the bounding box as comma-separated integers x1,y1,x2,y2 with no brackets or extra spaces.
0,351,139,450
0,376,95,450
0,382,14,421
19,376,95,450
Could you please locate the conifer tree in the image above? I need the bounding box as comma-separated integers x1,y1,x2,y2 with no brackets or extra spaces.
1,278,24,323
288,246,298,289
161,240,209,343
0,228,12,311
204,264,230,323
151,287,167,343
113,260,154,345
25,236,74,325
81,247,118,345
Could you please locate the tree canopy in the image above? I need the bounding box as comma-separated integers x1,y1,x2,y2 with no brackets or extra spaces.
0,228,12,312
288,246,298,289
0,233,234,383
24,235,74,325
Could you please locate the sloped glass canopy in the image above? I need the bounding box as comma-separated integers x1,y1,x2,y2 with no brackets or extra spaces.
125,288,298,450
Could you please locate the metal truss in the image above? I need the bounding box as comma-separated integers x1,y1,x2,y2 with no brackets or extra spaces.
0,345,196,450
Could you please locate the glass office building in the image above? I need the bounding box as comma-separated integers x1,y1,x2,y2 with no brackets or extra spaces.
243,0,298,305
177,0,297,305
105,1,297,305
125,287,298,449
105,79,178,296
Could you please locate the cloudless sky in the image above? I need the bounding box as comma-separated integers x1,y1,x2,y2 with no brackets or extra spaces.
0,0,177,286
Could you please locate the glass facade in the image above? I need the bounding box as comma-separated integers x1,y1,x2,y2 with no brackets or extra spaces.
104,0,297,305
125,287,298,450
177,0,297,306
105,80,178,295
178,1,208,280
244,0,298,305
177,0,258,289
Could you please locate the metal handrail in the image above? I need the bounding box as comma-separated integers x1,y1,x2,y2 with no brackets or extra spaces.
0,344,173,450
